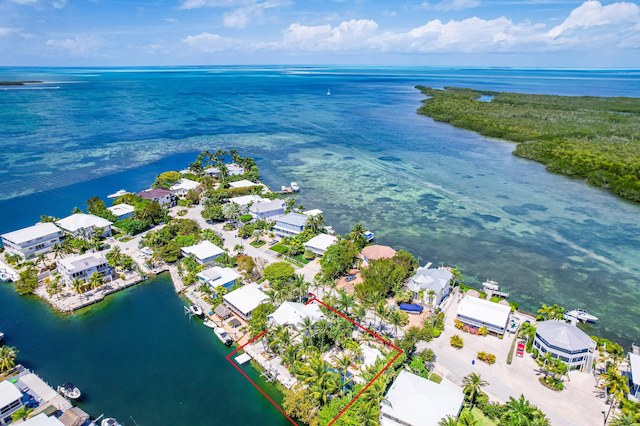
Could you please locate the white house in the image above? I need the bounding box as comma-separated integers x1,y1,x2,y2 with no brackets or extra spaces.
533,320,596,373
407,266,454,308
249,199,287,221
304,234,338,256
197,266,241,290
267,301,325,331
223,283,269,321
170,178,202,198
181,241,224,265
136,188,176,207
0,380,24,426
56,252,112,285
628,352,640,401
205,164,245,177
107,203,135,220
273,213,308,237
456,296,511,335
0,222,64,260
380,371,464,426
360,344,382,368
229,195,266,207
229,180,259,189
56,214,113,239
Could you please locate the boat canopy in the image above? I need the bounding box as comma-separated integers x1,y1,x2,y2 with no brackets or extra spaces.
399,303,423,313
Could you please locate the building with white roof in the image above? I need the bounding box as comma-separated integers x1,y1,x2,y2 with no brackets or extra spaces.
229,195,266,207
249,199,287,221
407,266,454,308
197,266,241,290
456,296,511,335
170,178,202,198
267,301,325,331
223,283,269,321
359,344,382,368
533,320,596,373
628,352,640,401
56,214,113,239
181,240,224,265
20,414,65,426
205,164,245,177
1,223,63,260
229,180,259,189
107,203,135,220
56,252,112,285
380,371,464,426
304,234,338,256
0,380,24,425
274,213,308,237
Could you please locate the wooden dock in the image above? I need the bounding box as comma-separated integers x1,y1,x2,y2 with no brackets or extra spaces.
273,187,294,194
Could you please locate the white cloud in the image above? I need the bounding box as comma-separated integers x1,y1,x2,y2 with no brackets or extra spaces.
223,8,250,28
46,36,102,56
164,18,178,22
283,19,378,50
52,0,67,8
433,0,481,11
0,28,15,36
178,0,261,10
548,0,639,37
223,0,289,28
181,32,235,52
9,0,39,4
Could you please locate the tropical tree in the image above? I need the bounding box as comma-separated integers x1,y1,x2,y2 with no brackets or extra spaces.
36,254,46,269
305,214,326,234
332,352,354,392
361,374,391,408
501,395,549,426
51,243,64,259
0,345,18,371
11,407,33,422
462,373,488,407
282,344,302,375
233,244,244,255
610,411,640,426
347,223,368,250
458,411,479,426
88,272,104,289
427,289,436,307
336,290,357,316
298,355,339,405
600,367,629,422
438,415,459,426
71,278,84,294
388,310,408,337
450,267,464,285
375,303,389,329
537,304,564,320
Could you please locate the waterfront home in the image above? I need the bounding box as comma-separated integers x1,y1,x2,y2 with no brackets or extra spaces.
181,241,224,265
136,188,176,207
229,194,267,207
249,199,287,221
223,283,269,321
380,370,464,426
628,352,640,401
456,296,511,335
359,343,382,368
533,320,596,373
304,234,338,256
229,179,259,189
0,223,64,260
170,178,202,198
205,164,245,177
273,213,308,238
56,214,113,239
407,265,454,308
56,252,112,285
0,380,24,426
20,413,65,426
267,301,325,331
197,266,240,290
359,245,397,268
106,203,135,220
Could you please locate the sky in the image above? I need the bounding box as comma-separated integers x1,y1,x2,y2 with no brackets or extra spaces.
0,0,639,67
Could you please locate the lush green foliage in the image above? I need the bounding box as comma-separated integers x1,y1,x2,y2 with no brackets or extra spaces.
263,261,295,284
15,266,38,295
416,86,640,202
152,171,181,189
355,251,417,299
319,239,358,280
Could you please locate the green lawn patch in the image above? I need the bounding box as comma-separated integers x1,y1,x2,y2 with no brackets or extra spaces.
428,373,442,384
119,237,134,243
469,407,498,426
250,240,266,248
112,233,125,239
269,243,287,254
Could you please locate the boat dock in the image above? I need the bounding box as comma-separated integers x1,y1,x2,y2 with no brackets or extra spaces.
274,187,294,194
0,259,19,282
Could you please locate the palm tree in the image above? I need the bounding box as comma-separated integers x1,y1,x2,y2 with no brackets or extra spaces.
501,395,546,425
609,412,640,426
290,274,307,302
0,346,18,372
72,206,82,214
88,272,104,290
11,407,33,422
52,243,64,259
298,355,339,405
71,278,84,294
438,415,459,426
36,254,46,269
354,305,367,325
600,367,629,422
427,289,436,308
348,223,367,249
281,344,302,374
388,310,407,337
357,403,380,426
450,267,464,285
361,375,391,408
537,304,564,320
458,411,479,426
462,373,488,407
375,303,389,330
336,290,356,316
333,352,354,391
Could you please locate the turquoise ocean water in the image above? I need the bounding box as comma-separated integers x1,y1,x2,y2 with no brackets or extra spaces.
1,67,640,423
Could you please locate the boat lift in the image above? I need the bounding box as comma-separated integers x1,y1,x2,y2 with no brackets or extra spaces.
184,306,195,319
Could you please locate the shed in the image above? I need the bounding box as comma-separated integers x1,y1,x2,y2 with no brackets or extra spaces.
58,407,90,426
215,304,232,320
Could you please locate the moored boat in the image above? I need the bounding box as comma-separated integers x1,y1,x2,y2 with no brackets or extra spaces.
566,308,598,322
107,189,128,199
190,305,203,316
102,418,122,426
364,231,375,242
214,327,232,345
203,319,216,329
58,382,81,399
291,182,299,192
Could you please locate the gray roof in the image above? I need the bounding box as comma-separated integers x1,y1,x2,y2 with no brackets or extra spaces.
249,199,286,214
136,188,173,199
276,212,308,227
408,267,453,293
215,304,232,318
535,320,596,352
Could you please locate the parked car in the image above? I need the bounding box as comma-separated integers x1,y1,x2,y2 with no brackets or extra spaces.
268,239,278,246
345,275,357,282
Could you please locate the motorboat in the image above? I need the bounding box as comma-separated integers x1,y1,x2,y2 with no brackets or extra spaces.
58,382,81,399
327,89,331,95
281,186,287,191
363,231,375,242
214,327,233,345
482,280,501,292
107,189,128,199
102,418,122,426
203,319,217,329
190,305,203,316
566,309,598,322
0,331,4,341
290,182,299,192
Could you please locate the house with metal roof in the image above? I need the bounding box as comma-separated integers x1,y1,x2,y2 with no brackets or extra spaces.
249,199,287,221
273,213,308,237
181,241,224,265
456,296,511,335
1,222,64,260
229,180,259,189
0,380,25,426
56,213,113,239
169,178,202,198
223,283,269,321
107,203,135,220
56,252,112,285
533,320,596,372
380,371,464,426
136,188,176,207
304,234,338,256
628,352,640,401
197,266,240,290
407,266,454,308
267,301,326,331
229,195,266,207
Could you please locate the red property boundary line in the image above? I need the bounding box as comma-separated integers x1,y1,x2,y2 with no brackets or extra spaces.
226,297,403,426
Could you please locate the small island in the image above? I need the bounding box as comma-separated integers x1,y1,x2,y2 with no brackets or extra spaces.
415,86,640,203
0,81,43,86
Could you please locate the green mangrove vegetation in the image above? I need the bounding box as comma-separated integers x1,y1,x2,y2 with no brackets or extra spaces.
415,86,640,202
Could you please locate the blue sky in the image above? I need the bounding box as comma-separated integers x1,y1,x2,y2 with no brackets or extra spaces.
0,0,639,66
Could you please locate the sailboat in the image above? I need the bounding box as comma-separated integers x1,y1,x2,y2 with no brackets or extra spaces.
327,88,331,95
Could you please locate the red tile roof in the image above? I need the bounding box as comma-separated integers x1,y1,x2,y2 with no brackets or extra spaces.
361,245,397,261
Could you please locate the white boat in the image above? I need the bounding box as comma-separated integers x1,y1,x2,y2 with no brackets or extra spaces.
281,185,287,191
291,182,299,192
482,280,501,292
364,231,375,242
566,309,598,322
107,189,128,199
0,332,4,340
102,418,122,426
190,305,203,316
214,327,232,345
58,382,81,399
327,89,331,95
203,319,216,329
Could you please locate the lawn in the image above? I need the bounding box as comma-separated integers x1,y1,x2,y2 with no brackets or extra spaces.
428,373,442,384
112,233,125,239
468,407,498,426
250,240,266,248
270,243,309,264
119,236,134,243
